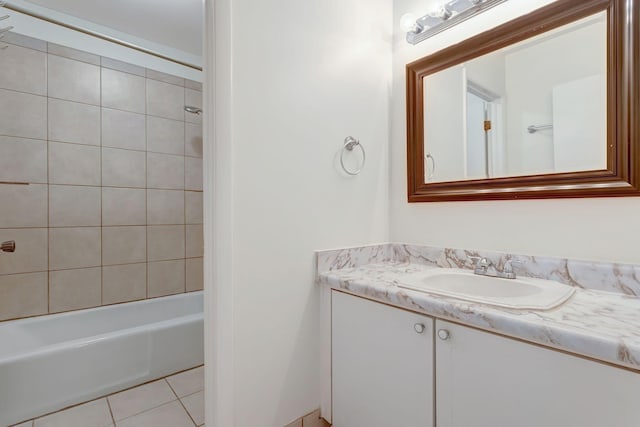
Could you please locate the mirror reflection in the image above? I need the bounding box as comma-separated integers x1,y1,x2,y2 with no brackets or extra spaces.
423,12,607,183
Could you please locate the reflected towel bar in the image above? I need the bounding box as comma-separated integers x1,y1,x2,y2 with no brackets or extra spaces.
527,124,554,134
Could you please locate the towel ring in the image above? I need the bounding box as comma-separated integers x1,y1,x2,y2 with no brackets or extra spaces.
425,153,435,181
340,136,366,176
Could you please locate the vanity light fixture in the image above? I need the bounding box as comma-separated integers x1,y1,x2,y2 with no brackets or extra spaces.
403,0,508,45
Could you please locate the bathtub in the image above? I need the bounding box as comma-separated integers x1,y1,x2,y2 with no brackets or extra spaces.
0,291,203,426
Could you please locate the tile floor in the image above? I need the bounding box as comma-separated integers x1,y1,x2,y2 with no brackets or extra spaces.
284,409,331,427
12,366,204,427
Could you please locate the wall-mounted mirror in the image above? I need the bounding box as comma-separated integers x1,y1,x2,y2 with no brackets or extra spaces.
407,0,640,201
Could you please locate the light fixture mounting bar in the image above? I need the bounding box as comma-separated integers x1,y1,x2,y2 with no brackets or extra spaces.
407,0,509,45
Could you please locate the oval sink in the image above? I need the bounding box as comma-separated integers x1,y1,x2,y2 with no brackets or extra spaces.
397,269,575,310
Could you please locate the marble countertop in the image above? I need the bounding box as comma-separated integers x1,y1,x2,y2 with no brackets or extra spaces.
318,261,640,371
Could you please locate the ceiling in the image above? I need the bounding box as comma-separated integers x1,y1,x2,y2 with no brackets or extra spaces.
24,0,203,56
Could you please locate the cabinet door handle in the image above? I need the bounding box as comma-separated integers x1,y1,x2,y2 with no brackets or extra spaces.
438,329,451,340
414,323,426,334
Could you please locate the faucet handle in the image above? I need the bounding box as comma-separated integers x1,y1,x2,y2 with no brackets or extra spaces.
501,259,523,278
474,257,492,273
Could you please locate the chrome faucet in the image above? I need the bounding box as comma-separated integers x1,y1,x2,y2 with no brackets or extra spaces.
474,257,517,279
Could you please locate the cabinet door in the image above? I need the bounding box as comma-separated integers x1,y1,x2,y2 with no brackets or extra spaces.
332,291,434,427
436,319,640,427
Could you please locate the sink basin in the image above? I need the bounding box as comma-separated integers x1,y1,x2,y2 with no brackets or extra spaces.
397,269,575,310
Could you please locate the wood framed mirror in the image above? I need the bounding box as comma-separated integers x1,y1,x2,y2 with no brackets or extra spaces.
407,0,640,202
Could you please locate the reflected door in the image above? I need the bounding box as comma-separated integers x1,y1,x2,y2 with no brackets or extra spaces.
466,92,489,179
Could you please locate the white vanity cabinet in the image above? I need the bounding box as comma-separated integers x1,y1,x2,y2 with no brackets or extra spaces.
331,291,434,427
330,291,640,427
435,319,640,427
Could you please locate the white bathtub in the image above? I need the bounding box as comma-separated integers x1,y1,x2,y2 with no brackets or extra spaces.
0,291,204,426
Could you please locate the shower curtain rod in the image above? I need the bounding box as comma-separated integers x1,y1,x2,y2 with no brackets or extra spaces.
1,1,203,71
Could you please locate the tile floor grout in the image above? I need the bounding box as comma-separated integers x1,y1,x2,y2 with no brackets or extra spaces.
105,397,116,425
176,395,198,427
164,376,199,427
16,365,204,427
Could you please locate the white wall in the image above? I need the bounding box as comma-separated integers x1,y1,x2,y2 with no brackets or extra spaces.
390,0,640,265
465,51,506,97
424,65,465,182
504,15,606,175
209,0,392,426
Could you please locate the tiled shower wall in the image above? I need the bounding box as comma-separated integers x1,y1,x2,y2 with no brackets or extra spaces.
0,33,204,322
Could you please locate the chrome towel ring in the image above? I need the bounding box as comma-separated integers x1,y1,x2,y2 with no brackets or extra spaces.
425,153,435,181
340,136,366,176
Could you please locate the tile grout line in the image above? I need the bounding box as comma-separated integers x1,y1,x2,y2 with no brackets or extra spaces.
45,49,50,316
145,74,149,300
109,384,177,424
105,395,116,426
184,88,187,294
165,379,199,427
100,62,104,307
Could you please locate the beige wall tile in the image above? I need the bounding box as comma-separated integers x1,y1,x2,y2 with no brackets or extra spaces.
0,136,47,184
102,148,146,188
49,227,101,270
108,379,176,421
3,32,47,51
102,226,146,266
147,116,184,155
185,123,203,158
166,366,204,398
49,185,101,227
186,258,203,292
185,157,203,191
146,69,185,87
181,390,204,426
185,80,203,91
147,79,185,121
47,43,100,65
0,44,47,95
0,272,48,321
147,153,184,190
185,191,203,225
101,57,146,77
49,142,101,186
102,263,146,305
184,89,203,124
101,108,146,151
33,397,112,427
48,98,101,145
11,420,34,427
0,89,47,140
0,49,203,320
101,68,146,113
49,267,101,313
0,184,47,228
0,228,47,275
47,55,100,105
147,189,185,225
102,188,146,226
116,401,193,427
148,259,185,298
147,225,185,261
186,225,204,258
